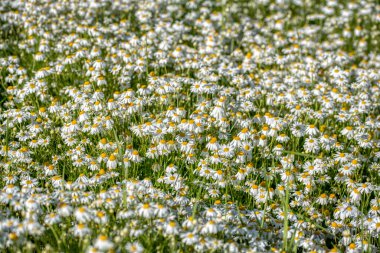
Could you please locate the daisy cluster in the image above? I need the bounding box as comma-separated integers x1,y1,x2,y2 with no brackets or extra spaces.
0,0,380,252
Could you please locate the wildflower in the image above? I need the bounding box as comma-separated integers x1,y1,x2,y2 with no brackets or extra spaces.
106,154,117,169
164,220,179,235
291,123,305,137
316,193,328,205
94,210,108,224
341,126,355,139
94,235,114,251
305,124,320,136
357,183,372,194
339,165,354,176
72,223,91,237
129,150,142,163
304,137,320,153
349,188,361,203
138,203,154,218
201,220,219,234
125,242,144,253
206,137,219,151
74,206,92,223
181,232,199,245
277,133,290,143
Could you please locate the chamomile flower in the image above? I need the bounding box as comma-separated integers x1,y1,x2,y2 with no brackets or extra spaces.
138,203,154,218
181,232,199,245
125,242,144,253
72,223,91,237
106,154,118,169
74,206,92,223
164,220,179,235
94,235,114,251
304,137,320,153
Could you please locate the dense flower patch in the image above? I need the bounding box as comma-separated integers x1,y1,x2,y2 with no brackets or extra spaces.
0,0,379,252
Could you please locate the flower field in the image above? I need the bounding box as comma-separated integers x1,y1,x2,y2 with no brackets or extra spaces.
0,0,380,252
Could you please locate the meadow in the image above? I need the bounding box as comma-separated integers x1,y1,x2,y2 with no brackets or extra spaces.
0,0,379,252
